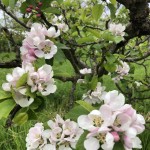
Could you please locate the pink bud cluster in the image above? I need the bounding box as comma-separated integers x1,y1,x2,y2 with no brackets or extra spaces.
78,90,145,150
26,2,43,17
26,115,84,150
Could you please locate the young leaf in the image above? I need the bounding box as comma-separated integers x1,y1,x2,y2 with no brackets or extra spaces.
13,112,28,125
65,105,89,121
9,0,16,8
2,0,9,6
104,62,116,72
0,90,12,100
92,4,104,21
108,4,116,19
76,100,95,112
0,99,15,119
16,73,28,88
90,75,98,90
76,131,88,150
77,36,96,44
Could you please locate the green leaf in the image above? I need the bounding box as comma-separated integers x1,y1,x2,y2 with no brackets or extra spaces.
101,31,114,41
65,105,89,121
77,36,96,44
0,99,15,119
76,131,88,150
87,28,101,38
92,4,104,21
44,7,61,15
110,0,116,5
41,0,53,10
108,4,116,19
114,36,124,44
27,109,37,120
113,142,125,150
26,86,36,98
56,0,63,3
90,75,98,90
104,63,116,72
13,112,28,125
0,90,12,100
16,73,28,88
9,0,15,8
76,100,95,112
106,53,116,64
2,0,9,6
29,96,43,110
45,58,54,66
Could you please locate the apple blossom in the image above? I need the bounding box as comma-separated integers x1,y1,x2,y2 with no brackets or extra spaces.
113,61,130,82
21,23,59,62
2,63,34,91
27,64,57,96
109,23,125,36
51,15,69,32
83,82,106,104
26,115,83,150
79,68,92,74
26,123,44,150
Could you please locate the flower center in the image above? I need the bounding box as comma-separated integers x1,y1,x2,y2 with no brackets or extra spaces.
93,116,104,127
114,118,121,127
97,133,106,143
43,45,50,54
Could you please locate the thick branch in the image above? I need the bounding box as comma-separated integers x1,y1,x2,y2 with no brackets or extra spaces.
124,51,150,62
0,59,21,68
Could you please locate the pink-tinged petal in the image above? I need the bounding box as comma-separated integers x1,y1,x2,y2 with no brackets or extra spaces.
111,131,120,142
114,113,132,131
123,136,132,149
34,50,44,58
2,83,11,91
99,105,112,122
77,115,93,130
84,137,100,150
132,124,145,134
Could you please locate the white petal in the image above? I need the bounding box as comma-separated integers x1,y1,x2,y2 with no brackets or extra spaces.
77,115,93,130
125,127,137,138
42,144,56,150
132,137,142,149
2,83,11,91
137,114,145,124
84,137,100,150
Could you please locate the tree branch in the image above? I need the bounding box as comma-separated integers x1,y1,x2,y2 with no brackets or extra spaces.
0,1,30,29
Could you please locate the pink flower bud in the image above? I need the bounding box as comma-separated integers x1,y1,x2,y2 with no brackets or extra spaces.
35,7,40,11
36,13,41,17
111,131,120,142
26,8,32,13
38,2,42,7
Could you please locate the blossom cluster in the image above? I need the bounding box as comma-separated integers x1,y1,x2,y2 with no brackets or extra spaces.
2,63,56,107
21,23,60,63
82,82,106,104
109,23,126,37
78,90,145,150
113,61,130,82
26,115,83,150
